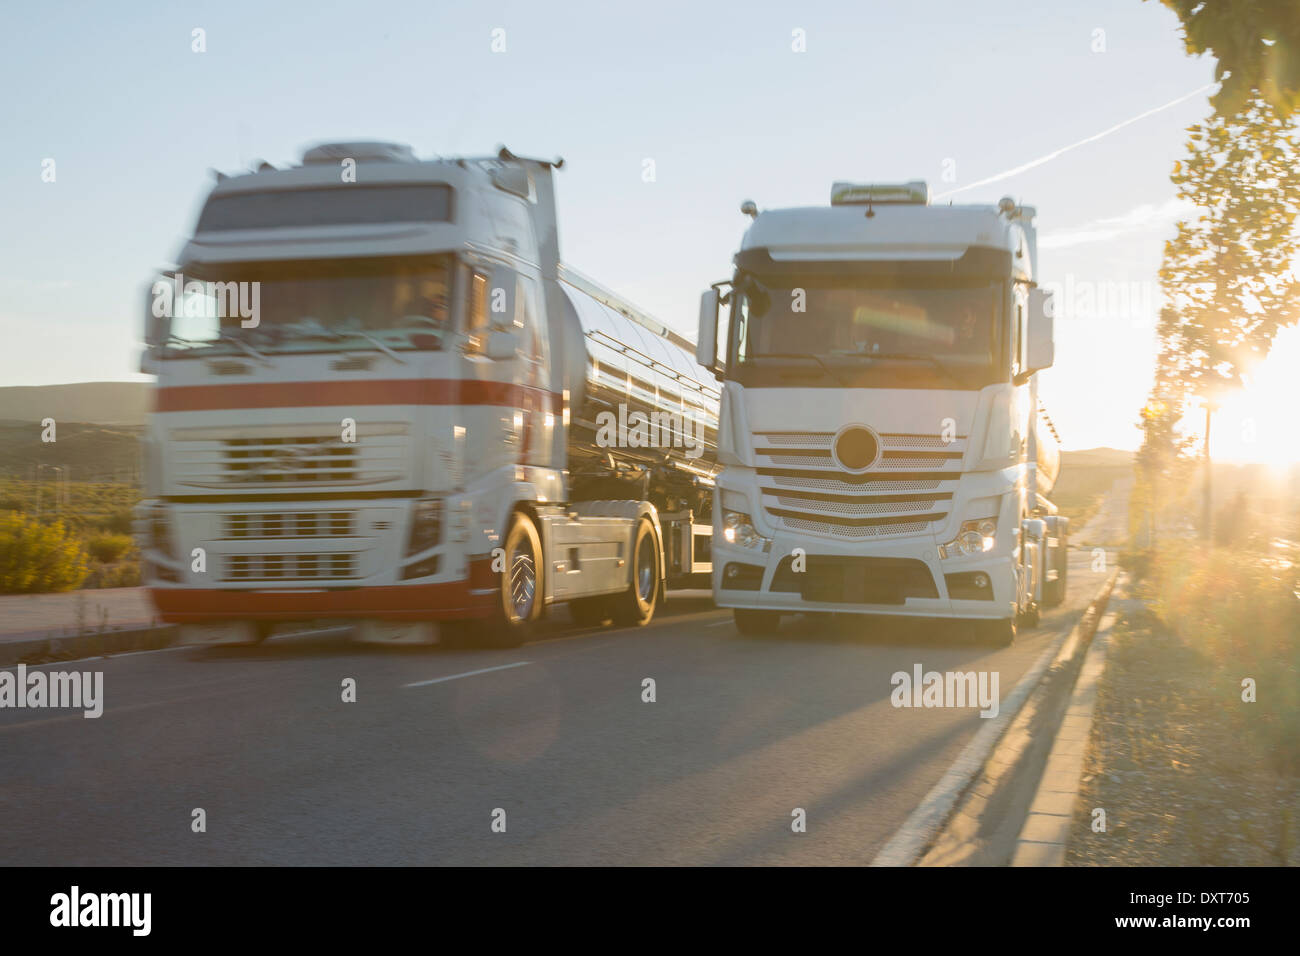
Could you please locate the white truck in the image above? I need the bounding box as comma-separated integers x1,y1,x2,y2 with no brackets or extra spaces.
696,181,1067,644
137,143,718,647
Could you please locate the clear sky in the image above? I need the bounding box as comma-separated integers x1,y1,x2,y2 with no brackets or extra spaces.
1,0,1225,450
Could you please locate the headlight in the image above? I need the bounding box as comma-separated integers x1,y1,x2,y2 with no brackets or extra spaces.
407,498,443,555
722,508,766,549
939,516,998,559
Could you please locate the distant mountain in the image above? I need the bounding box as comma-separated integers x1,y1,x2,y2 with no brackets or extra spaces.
0,382,149,427
1061,447,1135,468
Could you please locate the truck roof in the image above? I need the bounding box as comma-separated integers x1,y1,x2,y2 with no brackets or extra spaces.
739,199,1036,280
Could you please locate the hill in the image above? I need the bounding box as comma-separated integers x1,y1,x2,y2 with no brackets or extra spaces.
1060,447,1135,468
0,382,149,427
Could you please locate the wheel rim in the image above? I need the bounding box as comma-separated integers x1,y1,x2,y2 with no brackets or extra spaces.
636,533,654,602
509,541,536,620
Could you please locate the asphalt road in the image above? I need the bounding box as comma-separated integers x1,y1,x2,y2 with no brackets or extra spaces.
0,551,1107,865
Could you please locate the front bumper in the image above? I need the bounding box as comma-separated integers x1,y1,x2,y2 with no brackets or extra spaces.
711,532,1016,620
149,559,497,624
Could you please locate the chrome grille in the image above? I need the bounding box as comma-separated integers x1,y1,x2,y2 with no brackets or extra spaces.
754,430,966,538
222,511,354,538
171,426,409,490
769,495,948,516
222,436,357,483
778,515,934,538
224,552,357,581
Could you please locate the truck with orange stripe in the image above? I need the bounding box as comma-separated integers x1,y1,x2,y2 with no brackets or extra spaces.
137,143,718,646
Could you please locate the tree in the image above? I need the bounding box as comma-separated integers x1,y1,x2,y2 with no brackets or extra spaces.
1155,0,1300,117
1145,94,1300,541
1156,96,1300,399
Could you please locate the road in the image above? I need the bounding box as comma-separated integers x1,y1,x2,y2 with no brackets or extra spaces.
0,552,1106,866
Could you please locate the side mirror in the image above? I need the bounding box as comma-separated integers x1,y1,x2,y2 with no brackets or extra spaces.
1026,288,1055,374
145,276,172,347
141,277,172,373
697,290,719,372
486,328,520,360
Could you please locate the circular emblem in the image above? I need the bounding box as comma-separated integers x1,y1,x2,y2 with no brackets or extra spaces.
832,424,880,473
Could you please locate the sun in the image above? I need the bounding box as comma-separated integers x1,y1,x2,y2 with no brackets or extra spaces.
1207,325,1300,468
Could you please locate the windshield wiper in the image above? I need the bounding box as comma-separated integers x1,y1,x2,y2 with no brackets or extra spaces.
162,332,271,365
215,331,272,364
857,351,969,386
750,352,845,385
349,330,407,364
277,319,412,362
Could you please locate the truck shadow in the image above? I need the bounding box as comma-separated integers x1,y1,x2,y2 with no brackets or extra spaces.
732,612,986,649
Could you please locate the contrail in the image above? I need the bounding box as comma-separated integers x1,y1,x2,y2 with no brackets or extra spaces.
933,83,1216,200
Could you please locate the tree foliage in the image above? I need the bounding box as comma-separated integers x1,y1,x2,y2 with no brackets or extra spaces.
1156,0,1300,117
1156,95,1300,400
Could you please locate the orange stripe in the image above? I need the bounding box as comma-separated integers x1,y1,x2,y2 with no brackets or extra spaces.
154,379,560,413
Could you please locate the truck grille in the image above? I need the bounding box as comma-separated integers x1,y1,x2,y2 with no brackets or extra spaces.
171,425,409,490
224,552,357,581
222,511,354,538
754,430,964,538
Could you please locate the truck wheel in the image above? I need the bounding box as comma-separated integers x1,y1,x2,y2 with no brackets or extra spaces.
1042,577,1062,607
733,608,781,636
484,511,543,647
611,518,660,627
1047,551,1069,606
569,595,612,627
974,617,1016,647
1019,603,1041,628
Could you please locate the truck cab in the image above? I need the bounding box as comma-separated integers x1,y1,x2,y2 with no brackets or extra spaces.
697,182,1064,644
138,143,717,647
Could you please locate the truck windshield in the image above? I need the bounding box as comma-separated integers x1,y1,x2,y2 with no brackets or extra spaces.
161,255,455,354
727,276,1003,389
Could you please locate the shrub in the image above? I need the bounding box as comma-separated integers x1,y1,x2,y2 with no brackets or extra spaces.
83,559,142,589
0,514,88,593
98,507,135,535
1152,546,1300,775
86,532,134,564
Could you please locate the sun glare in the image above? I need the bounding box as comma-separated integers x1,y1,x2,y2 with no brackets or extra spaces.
1203,325,1300,468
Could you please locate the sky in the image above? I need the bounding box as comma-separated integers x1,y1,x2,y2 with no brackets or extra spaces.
0,0,1248,452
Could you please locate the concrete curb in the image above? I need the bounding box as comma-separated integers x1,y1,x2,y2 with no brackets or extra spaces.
871,567,1120,866
0,625,180,667
1010,609,1119,866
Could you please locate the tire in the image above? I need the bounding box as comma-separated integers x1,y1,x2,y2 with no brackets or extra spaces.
568,595,613,627
1049,548,1069,605
1042,576,1063,607
1019,603,1041,628
1043,522,1069,607
733,608,782,636
483,511,544,648
611,517,660,627
251,621,275,644
974,617,1016,647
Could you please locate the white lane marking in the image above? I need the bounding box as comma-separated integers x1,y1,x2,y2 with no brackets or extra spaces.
403,661,531,688
9,643,194,668
706,619,732,627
